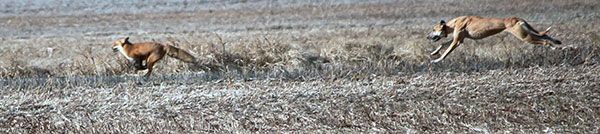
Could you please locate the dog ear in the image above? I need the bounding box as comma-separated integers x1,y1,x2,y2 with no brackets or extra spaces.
440,20,446,25
122,37,129,44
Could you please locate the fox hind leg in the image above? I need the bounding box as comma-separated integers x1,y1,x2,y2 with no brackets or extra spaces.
143,53,165,77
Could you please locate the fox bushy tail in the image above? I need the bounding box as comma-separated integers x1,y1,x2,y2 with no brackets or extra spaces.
165,45,199,63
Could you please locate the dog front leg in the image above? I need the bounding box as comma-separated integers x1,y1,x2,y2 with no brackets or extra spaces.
432,33,464,63
431,43,457,63
431,40,453,55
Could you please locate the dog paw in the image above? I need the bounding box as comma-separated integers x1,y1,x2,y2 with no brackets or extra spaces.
430,52,439,56
431,59,441,63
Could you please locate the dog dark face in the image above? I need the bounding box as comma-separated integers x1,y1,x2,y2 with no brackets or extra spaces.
427,20,449,42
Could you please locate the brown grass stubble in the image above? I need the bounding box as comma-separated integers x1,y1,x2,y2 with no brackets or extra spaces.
1,0,599,79
1,66,599,133
1,24,599,133
1,25,598,80
1,0,600,133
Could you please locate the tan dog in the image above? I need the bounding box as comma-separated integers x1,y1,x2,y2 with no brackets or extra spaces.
112,37,199,77
426,16,562,63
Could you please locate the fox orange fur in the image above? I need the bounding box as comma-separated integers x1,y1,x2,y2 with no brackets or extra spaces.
111,37,198,77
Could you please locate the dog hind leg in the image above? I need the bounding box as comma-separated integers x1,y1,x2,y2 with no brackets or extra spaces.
518,21,562,45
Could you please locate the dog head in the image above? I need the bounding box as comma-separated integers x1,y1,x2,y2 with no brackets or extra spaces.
427,20,450,42
112,37,130,52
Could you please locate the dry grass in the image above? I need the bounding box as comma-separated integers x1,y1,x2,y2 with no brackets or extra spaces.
1,0,599,133
1,66,599,133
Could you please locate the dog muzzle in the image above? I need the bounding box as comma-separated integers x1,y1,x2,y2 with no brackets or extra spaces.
427,35,441,42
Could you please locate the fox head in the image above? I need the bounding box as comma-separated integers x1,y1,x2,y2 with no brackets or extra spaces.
112,37,135,61
426,20,451,42
112,37,130,52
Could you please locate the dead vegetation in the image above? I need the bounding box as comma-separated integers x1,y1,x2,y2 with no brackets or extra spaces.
1,0,599,133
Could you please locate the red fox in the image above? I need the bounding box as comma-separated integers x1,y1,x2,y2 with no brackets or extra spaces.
111,37,199,77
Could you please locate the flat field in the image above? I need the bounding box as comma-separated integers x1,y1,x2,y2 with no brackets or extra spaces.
1,0,599,133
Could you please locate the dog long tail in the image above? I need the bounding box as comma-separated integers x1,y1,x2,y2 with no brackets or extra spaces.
165,45,199,63
539,27,551,35
518,21,562,44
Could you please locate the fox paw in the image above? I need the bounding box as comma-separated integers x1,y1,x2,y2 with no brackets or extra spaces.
134,65,147,70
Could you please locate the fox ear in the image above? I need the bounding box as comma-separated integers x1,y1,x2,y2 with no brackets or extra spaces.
440,20,446,25
122,37,129,44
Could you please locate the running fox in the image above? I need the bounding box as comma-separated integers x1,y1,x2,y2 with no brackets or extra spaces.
111,37,199,77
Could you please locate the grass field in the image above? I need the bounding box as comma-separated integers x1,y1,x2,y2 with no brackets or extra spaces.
1,0,599,133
